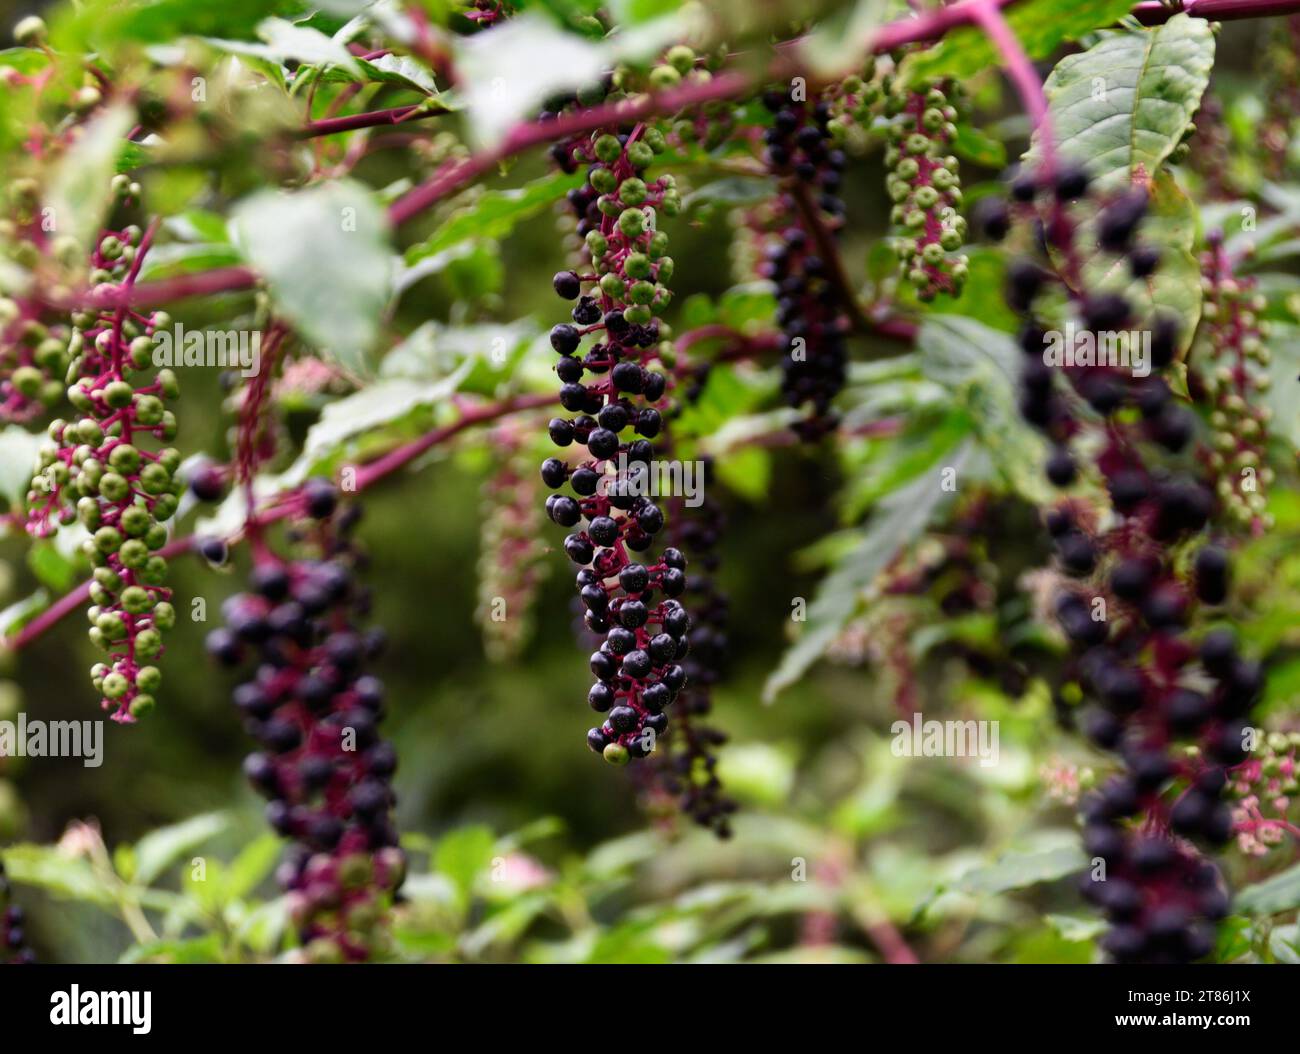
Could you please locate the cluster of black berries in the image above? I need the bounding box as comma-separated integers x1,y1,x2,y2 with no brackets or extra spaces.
758,86,851,440
653,471,735,835
987,162,1259,962
206,482,403,963
0,858,33,964
540,111,697,764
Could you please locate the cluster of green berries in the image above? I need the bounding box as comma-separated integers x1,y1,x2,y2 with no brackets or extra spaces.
1227,730,1299,857
1198,232,1274,533
25,228,180,722
883,80,968,301
821,59,885,154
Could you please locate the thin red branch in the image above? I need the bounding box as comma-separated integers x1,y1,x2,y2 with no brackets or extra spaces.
1133,0,1300,23
969,0,1056,171
296,103,445,139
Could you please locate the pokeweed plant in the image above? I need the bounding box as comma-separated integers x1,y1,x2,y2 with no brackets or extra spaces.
0,0,1299,968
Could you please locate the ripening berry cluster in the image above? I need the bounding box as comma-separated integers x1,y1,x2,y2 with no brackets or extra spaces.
1227,730,1299,857
990,163,1259,963
756,86,851,439
26,228,181,722
1197,233,1273,533
206,483,403,963
474,425,550,662
0,858,33,964
884,80,968,301
654,474,735,836
541,122,695,764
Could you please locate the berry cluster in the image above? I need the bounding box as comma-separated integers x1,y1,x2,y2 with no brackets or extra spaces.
26,227,181,722
541,119,695,764
756,86,851,439
1195,233,1273,534
0,857,33,964
652,472,735,835
1227,730,1300,856
988,163,1258,962
475,423,550,662
883,80,968,301
206,484,403,963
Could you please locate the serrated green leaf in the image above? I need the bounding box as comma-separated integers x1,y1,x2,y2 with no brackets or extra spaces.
232,179,392,374
1029,14,1216,194
900,0,1134,85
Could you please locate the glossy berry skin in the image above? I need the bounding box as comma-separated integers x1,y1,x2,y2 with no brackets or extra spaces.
0,860,34,963
207,507,403,963
542,112,693,763
997,164,1258,963
753,88,851,439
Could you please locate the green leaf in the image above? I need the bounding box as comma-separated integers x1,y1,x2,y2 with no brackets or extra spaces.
121,934,225,964
232,179,393,374
133,811,229,886
27,541,79,593
900,0,1134,84
1029,14,1216,194
762,445,971,702
404,170,584,266
951,124,1006,170
955,844,1087,896
46,103,135,251
1235,859,1300,916
714,445,771,503
2,844,116,905
220,834,281,902
0,425,42,510
0,591,49,639
434,825,496,905
917,315,1052,504
206,17,361,76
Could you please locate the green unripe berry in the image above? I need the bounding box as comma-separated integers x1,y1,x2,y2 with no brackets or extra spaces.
120,586,152,615
589,166,617,195
642,127,666,154
119,539,149,569
656,256,674,282
96,612,126,641
666,44,695,74
140,462,170,495
94,526,123,553
104,381,133,409
625,252,652,280
77,497,102,529
939,229,963,252
136,666,162,693
599,273,626,299
120,504,150,536
134,629,162,659
158,369,179,399
152,601,175,630
922,243,945,265
594,134,622,163
135,395,164,426
12,367,42,398
649,65,681,90
914,186,939,209
618,177,647,207
129,695,156,718
626,142,654,169
144,523,168,550
648,231,669,258
603,742,630,765
101,672,129,700
629,280,657,305
618,208,646,238
141,557,168,586
623,304,652,325
108,444,141,474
